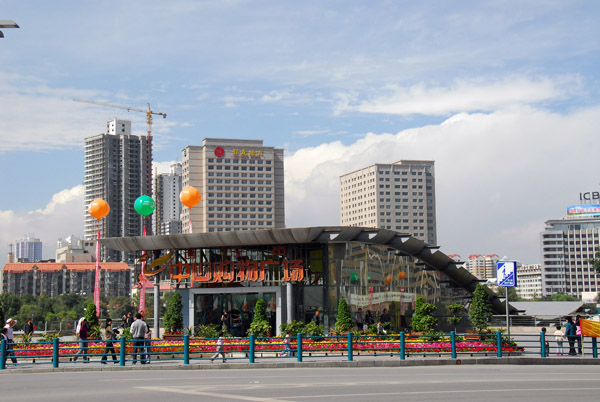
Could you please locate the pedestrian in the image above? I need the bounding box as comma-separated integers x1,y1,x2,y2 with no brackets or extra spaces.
23,318,35,337
575,315,583,355
281,331,292,357
565,317,577,355
2,319,17,364
554,324,565,356
312,310,321,325
144,327,152,363
122,314,128,328
125,312,134,328
377,319,387,335
73,318,90,362
101,318,118,364
210,332,227,363
365,310,374,327
1,327,9,366
540,327,550,357
355,308,364,331
130,313,148,364
380,308,391,325
221,311,229,333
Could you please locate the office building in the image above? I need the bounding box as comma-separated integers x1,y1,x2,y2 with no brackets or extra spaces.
516,264,542,300
10,234,42,263
340,160,436,244
541,215,600,297
155,162,183,235
84,119,152,261
181,138,285,233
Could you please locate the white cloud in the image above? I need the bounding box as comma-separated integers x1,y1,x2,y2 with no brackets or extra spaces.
285,105,600,263
338,76,580,116
0,185,85,260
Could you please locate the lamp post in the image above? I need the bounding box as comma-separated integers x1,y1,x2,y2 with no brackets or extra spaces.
0,20,19,38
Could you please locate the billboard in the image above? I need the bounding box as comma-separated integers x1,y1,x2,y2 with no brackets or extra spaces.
567,204,600,216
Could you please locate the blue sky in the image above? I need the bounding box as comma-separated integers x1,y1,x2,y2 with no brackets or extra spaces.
1,1,600,263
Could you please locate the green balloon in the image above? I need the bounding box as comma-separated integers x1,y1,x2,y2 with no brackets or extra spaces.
350,272,358,284
134,195,155,216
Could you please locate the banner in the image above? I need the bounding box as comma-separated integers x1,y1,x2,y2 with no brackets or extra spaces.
94,229,100,317
580,319,600,337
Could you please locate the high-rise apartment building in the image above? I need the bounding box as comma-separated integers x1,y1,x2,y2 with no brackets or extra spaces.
340,160,436,244
541,216,600,297
465,254,500,280
181,138,285,232
155,162,183,235
84,119,152,261
10,234,43,263
516,264,542,300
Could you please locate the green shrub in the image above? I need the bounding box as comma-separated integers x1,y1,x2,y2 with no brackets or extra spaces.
163,292,184,333
334,298,353,334
279,320,305,336
195,324,221,338
411,296,437,334
303,321,324,337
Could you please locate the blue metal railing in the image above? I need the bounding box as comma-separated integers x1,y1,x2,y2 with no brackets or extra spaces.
1,331,598,370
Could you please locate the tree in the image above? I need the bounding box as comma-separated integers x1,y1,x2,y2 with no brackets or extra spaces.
411,296,437,334
469,284,494,333
590,251,600,274
84,302,99,328
334,298,353,334
446,303,464,332
249,299,271,337
163,291,184,333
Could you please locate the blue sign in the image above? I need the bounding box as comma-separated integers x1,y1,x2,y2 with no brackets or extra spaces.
497,261,517,287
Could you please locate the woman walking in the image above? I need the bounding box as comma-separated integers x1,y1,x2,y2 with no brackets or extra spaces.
101,319,118,364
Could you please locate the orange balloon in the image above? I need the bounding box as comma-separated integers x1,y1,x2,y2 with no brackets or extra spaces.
180,186,202,208
398,271,406,280
89,198,110,220
384,273,392,286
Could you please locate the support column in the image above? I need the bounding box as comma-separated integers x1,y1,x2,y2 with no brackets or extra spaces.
153,281,160,337
286,282,293,323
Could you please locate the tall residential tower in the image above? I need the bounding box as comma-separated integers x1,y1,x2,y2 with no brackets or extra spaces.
340,160,437,244
84,119,152,261
155,162,183,235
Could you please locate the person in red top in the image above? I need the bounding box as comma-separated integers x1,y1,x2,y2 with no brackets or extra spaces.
73,318,90,362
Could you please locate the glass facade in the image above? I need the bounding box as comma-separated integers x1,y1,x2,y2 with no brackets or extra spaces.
173,241,471,335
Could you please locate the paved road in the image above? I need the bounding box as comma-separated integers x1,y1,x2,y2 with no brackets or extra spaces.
2,365,600,401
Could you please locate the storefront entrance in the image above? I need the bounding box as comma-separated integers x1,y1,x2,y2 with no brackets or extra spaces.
188,286,282,336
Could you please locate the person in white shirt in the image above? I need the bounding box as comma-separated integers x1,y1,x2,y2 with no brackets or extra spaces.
3,319,18,364
210,333,227,363
554,324,565,356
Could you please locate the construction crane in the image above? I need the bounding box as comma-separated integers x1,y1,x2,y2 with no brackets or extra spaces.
73,98,167,198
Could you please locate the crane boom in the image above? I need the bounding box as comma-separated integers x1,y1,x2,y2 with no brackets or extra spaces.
73,98,167,118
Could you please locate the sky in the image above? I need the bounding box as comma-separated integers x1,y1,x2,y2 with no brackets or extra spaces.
1,1,600,264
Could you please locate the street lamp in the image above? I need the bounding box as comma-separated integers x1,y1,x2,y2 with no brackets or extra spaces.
0,20,19,38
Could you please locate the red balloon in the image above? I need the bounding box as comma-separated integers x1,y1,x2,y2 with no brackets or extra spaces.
385,273,392,286
180,186,202,208
89,198,110,220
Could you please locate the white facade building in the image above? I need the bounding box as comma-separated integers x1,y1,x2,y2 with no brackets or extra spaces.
155,162,183,235
55,235,95,263
466,254,500,280
541,216,600,297
181,138,285,233
340,160,436,244
516,264,542,300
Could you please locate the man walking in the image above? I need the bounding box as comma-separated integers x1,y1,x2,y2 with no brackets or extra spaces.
130,313,148,364
3,319,17,364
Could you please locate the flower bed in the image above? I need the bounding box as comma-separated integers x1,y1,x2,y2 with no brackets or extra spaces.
10,336,523,358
